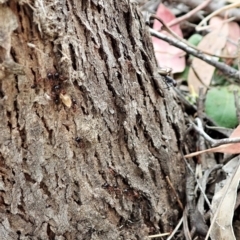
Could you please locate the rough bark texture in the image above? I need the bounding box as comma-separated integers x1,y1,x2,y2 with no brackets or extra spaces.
0,0,186,239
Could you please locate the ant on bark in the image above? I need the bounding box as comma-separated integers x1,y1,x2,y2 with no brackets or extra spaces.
157,67,177,89
74,136,86,148
101,182,141,199
35,69,74,108
45,70,66,104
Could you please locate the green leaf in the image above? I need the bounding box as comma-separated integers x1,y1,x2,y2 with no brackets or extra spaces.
175,66,190,82
205,86,240,128
212,70,228,86
188,34,203,46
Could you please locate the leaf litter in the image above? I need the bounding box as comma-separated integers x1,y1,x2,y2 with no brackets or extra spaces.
140,0,240,239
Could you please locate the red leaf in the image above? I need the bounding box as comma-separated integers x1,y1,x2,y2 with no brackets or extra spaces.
152,4,185,73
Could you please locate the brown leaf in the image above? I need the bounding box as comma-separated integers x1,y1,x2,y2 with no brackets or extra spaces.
188,17,228,95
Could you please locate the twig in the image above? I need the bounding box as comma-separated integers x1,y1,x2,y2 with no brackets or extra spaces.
149,14,236,59
190,118,240,148
238,39,240,72
196,16,236,32
205,125,232,137
181,128,214,237
191,118,216,144
197,165,222,214
234,90,240,124
181,128,213,210
173,88,197,112
166,176,184,210
173,0,240,22
192,118,240,147
211,136,240,147
196,89,206,174
183,206,192,240
173,89,219,129
166,216,183,240
149,29,240,80
196,2,240,31
168,0,212,28
148,232,170,239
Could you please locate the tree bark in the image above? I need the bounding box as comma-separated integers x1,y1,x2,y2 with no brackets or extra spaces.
0,0,186,239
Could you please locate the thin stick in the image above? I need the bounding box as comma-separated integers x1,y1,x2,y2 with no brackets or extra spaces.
167,216,183,240
166,176,184,210
234,90,240,124
150,14,236,59
150,29,240,80
197,2,240,30
148,232,170,239
168,0,212,28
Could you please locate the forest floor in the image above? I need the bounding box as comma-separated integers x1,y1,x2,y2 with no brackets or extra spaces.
138,1,240,239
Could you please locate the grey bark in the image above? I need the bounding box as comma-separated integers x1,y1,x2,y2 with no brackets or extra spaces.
0,0,186,239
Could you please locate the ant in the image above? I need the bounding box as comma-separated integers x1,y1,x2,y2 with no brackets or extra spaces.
157,67,177,89
101,182,141,199
47,71,59,80
72,97,77,112
35,69,63,92
45,70,65,104
74,136,85,148
101,182,122,197
75,136,82,143
35,69,76,108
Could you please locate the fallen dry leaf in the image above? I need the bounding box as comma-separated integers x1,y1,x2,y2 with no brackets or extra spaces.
223,20,240,56
188,17,228,95
152,3,185,73
207,157,240,240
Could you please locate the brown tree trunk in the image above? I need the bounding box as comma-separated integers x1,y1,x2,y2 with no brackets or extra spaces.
0,1,186,239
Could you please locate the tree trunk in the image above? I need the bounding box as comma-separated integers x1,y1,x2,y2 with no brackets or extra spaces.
0,1,186,239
